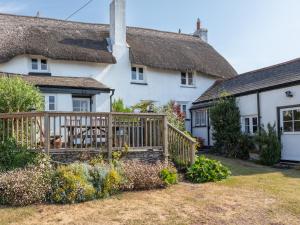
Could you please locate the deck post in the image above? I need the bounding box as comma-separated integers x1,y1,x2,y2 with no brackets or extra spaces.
44,113,50,154
108,113,113,161
190,141,196,165
163,115,169,163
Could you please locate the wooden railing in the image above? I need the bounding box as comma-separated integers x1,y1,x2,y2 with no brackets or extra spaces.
0,112,167,159
0,112,196,165
168,123,196,167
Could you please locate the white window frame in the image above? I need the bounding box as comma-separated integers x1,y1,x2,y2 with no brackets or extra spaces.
131,66,146,83
241,115,258,135
281,107,300,134
30,58,49,72
43,95,56,111
195,110,207,127
181,72,195,87
72,98,91,112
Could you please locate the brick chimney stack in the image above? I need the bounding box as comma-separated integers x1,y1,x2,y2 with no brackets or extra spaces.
193,18,208,42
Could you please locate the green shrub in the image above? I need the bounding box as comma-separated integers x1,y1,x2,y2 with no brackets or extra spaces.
160,167,178,185
0,166,52,206
231,134,254,160
186,156,231,183
50,164,96,204
120,161,170,190
0,138,39,172
0,76,43,113
210,96,242,157
255,124,281,166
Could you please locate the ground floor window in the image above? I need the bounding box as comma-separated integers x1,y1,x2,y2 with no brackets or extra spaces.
195,110,207,127
73,98,90,112
43,95,56,111
282,108,300,133
242,115,258,134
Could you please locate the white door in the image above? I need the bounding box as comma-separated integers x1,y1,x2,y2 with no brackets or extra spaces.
280,107,300,161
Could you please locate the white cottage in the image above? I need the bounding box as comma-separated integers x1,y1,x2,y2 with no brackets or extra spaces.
0,0,236,131
191,58,300,162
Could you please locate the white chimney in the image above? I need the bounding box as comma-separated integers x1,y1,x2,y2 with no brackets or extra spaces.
193,18,208,42
110,0,126,47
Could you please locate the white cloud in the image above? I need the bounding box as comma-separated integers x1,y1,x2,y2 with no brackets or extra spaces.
0,2,26,14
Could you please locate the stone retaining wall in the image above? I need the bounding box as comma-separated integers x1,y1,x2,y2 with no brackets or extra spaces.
50,149,165,164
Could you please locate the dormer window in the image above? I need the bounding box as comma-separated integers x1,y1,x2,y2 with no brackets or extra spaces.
181,72,194,86
31,58,49,72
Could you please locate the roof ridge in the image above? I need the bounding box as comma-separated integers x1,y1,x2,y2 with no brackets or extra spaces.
0,12,108,26
0,12,203,40
239,57,300,76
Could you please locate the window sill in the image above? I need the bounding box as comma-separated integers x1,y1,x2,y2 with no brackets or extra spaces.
29,72,51,76
180,85,196,88
131,82,148,86
193,125,208,128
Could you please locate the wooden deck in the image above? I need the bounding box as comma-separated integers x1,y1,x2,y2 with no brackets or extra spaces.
0,112,196,165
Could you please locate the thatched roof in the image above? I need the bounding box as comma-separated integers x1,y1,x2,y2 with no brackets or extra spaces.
0,73,110,91
0,13,236,79
193,58,300,105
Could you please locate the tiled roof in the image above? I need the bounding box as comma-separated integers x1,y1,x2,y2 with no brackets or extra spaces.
194,58,300,104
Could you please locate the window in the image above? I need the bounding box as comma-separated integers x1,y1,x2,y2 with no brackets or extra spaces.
31,59,38,70
181,104,187,116
73,98,90,112
242,116,258,134
131,67,145,82
282,109,300,133
48,96,56,111
30,58,49,72
181,72,194,86
245,118,250,134
195,110,207,126
41,59,48,71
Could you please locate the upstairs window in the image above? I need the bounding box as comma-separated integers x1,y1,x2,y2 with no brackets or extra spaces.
131,67,145,83
31,58,48,72
31,59,38,70
181,72,194,86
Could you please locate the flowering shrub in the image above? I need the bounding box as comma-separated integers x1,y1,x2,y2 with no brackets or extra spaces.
186,156,231,183
0,166,52,206
120,161,177,190
50,163,95,204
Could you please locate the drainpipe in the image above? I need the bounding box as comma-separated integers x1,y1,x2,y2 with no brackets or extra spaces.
257,92,261,135
190,108,193,136
110,89,115,112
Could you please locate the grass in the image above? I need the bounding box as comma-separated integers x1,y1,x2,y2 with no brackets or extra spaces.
1,155,300,225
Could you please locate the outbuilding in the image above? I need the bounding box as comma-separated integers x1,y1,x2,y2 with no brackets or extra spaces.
191,58,300,161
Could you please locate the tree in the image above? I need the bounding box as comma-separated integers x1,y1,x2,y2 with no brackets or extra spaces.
0,77,43,113
112,98,132,113
210,96,242,156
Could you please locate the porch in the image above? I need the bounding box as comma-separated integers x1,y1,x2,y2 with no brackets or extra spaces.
0,112,196,166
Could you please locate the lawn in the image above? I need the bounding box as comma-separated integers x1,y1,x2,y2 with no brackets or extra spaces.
1,155,300,225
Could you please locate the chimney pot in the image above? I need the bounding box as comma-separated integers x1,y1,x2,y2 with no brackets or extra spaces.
197,18,201,30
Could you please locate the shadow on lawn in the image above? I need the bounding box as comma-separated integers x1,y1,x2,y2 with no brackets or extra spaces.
205,154,300,179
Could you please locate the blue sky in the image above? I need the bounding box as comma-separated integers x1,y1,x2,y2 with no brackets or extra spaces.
0,0,300,73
